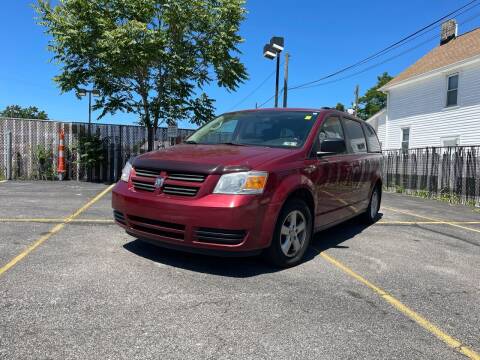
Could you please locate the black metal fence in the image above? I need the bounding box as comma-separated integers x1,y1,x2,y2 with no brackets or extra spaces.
383,146,480,206
0,117,196,183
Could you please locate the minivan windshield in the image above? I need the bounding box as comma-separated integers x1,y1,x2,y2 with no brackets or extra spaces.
186,111,318,148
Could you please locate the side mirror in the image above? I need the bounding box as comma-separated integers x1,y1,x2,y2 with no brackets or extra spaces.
317,138,346,156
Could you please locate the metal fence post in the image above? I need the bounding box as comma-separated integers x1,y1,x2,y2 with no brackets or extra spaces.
6,131,12,180
113,143,120,181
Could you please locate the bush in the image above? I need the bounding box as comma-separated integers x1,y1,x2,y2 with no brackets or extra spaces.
33,145,55,180
76,134,106,169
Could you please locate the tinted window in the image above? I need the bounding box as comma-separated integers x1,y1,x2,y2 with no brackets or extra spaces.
187,111,317,148
363,124,381,152
343,119,367,153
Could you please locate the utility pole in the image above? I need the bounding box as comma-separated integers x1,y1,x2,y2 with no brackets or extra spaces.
283,52,289,108
354,85,359,116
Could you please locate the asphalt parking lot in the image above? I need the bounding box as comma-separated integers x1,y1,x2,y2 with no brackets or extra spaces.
0,181,479,360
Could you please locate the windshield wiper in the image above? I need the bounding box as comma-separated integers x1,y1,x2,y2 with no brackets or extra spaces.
184,140,198,144
219,142,245,146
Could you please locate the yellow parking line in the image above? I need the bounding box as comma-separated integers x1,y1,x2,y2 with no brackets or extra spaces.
318,251,480,360
0,218,65,223
383,206,480,234
0,184,115,277
0,218,114,224
377,220,480,225
70,219,114,223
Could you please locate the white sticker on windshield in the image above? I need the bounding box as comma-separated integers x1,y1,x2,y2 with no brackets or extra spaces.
283,141,298,147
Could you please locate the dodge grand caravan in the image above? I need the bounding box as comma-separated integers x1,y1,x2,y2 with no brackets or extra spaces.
112,109,383,267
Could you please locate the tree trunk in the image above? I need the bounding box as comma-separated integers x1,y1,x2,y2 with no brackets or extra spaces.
147,125,154,152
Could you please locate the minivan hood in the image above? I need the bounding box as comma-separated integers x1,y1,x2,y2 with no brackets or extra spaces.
133,144,295,174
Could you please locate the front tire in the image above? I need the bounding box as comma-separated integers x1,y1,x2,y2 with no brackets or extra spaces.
265,198,312,268
362,185,381,224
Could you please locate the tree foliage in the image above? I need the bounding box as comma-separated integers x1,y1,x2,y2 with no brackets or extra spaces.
357,72,392,120
36,0,248,150
335,102,345,112
1,105,48,119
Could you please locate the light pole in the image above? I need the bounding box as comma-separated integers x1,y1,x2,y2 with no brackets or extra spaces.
77,88,100,135
263,36,284,108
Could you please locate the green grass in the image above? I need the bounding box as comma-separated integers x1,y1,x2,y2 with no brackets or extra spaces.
384,186,478,208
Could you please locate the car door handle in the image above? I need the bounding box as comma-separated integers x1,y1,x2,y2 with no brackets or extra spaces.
304,164,317,173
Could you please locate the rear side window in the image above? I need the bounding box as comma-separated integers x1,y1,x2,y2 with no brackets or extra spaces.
343,119,367,153
363,124,382,152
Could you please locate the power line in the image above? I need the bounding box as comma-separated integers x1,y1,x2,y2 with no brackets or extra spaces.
288,0,479,91
291,10,480,91
258,86,284,108
225,68,277,112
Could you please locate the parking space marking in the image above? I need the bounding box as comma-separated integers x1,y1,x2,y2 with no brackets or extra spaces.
0,184,115,277
317,251,480,360
0,218,115,224
377,220,480,225
383,206,480,234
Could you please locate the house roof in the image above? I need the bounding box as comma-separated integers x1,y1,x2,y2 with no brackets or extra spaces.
384,27,480,89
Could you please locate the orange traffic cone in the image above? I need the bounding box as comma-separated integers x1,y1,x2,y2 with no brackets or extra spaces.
57,130,66,180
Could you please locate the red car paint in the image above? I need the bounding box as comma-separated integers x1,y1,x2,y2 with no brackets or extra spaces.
112,108,382,255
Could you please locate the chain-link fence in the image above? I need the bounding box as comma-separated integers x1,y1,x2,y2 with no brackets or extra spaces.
383,146,480,206
0,117,195,182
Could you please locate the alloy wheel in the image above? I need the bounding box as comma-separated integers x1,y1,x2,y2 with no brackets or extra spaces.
280,210,307,257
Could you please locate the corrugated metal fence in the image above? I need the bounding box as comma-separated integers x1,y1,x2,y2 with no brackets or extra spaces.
0,117,195,182
383,146,480,206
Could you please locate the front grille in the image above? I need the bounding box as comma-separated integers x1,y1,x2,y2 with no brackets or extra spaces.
134,168,159,178
127,214,185,240
196,228,246,245
132,179,155,192
131,168,205,197
168,173,206,182
163,185,199,197
113,210,126,225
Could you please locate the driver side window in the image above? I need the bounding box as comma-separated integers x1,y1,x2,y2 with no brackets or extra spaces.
313,116,345,154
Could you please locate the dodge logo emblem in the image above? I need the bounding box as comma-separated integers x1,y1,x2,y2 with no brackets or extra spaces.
154,176,165,189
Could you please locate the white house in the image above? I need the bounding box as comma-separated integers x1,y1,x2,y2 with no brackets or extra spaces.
368,21,480,150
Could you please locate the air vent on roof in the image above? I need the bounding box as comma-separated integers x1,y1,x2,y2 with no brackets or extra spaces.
440,19,457,45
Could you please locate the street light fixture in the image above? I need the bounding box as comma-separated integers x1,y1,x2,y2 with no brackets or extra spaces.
263,44,277,60
77,88,100,135
263,36,287,108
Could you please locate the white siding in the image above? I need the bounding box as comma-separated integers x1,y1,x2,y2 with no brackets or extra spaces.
366,109,387,148
384,60,480,149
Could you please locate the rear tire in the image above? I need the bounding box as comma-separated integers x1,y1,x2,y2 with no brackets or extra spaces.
362,185,381,224
264,198,312,268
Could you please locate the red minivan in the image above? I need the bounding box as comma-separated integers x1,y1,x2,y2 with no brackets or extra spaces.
112,108,382,267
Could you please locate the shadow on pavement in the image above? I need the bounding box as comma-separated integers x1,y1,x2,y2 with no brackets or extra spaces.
123,213,382,278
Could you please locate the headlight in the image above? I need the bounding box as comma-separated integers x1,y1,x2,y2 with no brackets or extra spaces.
213,171,268,195
120,161,133,182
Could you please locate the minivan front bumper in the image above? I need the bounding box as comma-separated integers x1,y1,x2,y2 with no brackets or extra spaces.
112,181,281,254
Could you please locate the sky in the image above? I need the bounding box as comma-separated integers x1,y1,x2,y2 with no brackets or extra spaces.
1,0,479,129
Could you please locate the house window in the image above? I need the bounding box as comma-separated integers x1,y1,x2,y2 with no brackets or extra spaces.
446,74,459,107
401,128,410,151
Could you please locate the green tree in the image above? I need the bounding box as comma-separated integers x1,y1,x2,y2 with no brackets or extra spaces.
1,105,48,119
357,72,393,120
36,0,248,150
335,103,345,112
